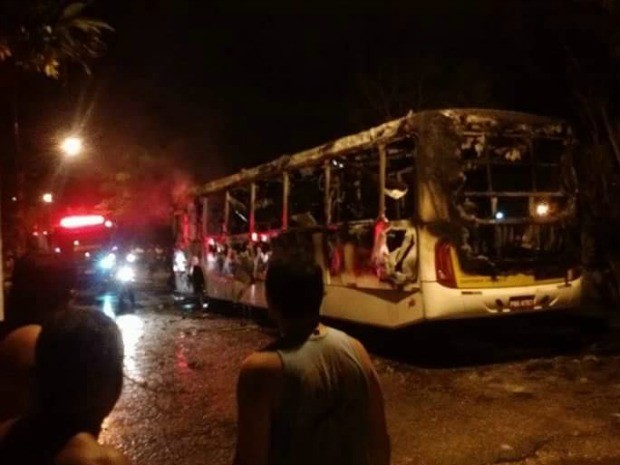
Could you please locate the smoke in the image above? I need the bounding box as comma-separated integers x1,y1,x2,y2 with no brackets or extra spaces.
96,164,195,233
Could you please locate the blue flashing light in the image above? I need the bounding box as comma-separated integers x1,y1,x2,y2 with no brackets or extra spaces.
99,253,116,270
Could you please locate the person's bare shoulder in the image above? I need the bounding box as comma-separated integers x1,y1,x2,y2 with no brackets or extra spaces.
0,419,17,440
54,433,130,465
0,325,42,368
240,351,282,378
238,350,283,401
347,335,382,380
347,336,372,364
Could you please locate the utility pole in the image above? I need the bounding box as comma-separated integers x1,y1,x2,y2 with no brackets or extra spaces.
0,75,23,321
0,75,22,322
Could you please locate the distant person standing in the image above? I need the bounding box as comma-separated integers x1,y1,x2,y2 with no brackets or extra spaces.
0,309,129,465
233,256,390,465
190,256,206,310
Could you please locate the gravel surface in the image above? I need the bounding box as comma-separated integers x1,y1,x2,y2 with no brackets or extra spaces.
95,286,620,465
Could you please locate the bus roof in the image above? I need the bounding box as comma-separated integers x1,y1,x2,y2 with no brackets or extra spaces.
197,108,568,196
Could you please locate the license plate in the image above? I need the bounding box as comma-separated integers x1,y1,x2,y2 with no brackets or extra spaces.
509,296,535,311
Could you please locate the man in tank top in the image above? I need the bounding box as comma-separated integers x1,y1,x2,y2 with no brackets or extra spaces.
233,255,390,465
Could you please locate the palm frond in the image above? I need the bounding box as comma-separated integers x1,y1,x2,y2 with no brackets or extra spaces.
1,0,112,78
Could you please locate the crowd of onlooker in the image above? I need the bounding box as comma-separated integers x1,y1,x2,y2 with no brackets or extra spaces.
0,251,390,465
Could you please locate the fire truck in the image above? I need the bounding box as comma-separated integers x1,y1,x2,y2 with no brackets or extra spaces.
49,215,136,306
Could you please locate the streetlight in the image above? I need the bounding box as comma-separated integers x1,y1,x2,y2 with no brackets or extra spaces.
60,136,83,157
42,192,53,203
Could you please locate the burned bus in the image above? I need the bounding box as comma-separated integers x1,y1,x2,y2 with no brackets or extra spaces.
174,109,582,328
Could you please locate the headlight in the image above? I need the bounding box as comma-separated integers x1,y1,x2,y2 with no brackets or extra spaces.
174,251,186,272
99,253,116,270
116,265,135,283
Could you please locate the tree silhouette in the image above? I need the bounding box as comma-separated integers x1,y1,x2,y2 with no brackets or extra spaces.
0,1,112,78
0,0,112,255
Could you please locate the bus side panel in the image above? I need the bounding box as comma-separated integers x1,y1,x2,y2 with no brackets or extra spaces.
238,282,267,308
203,255,425,328
321,285,424,328
204,267,269,308
204,264,426,327
205,270,235,302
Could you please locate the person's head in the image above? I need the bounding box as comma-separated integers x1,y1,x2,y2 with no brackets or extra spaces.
265,255,324,333
34,309,124,432
6,253,75,328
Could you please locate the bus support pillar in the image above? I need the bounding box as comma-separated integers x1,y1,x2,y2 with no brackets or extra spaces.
224,191,230,235
282,172,289,230
324,162,331,225
249,182,256,234
378,143,387,219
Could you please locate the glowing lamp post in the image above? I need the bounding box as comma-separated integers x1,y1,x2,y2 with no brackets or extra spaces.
60,136,83,157
42,193,53,203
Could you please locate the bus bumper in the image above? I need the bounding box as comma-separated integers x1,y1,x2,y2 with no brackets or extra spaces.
422,277,583,320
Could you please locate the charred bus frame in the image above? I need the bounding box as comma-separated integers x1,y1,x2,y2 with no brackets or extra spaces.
175,109,582,328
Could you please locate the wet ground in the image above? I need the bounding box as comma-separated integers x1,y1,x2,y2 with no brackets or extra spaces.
85,280,620,465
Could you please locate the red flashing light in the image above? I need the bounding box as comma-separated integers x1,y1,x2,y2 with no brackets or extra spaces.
60,215,106,229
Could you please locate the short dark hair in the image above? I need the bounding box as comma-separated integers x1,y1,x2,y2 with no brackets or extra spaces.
265,256,324,319
35,309,124,419
6,253,75,328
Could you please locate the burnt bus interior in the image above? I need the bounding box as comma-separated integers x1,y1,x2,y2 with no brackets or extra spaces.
202,138,417,227
200,137,418,277
447,124,579,278
255,180,283,232
189,110,580,284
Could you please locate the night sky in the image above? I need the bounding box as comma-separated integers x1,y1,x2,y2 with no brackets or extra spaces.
2,0,604,191
0,0,615,244
82,0,576,179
